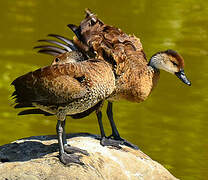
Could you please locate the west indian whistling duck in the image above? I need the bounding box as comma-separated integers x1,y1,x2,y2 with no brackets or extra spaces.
11,54,117,165
34,37,139,149
67,9,191,145
12,9,191,165
34,9,191,145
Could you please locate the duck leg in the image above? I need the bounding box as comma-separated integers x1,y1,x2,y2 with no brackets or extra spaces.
61,119,89,156
56,112,88,165
107,102,139,150
96,109,122,149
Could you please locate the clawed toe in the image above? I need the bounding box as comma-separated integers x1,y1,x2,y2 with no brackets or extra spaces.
122,139,139,150
60,153,84,165
59,145,89,165
100,137,122,149
64,145,89,156
107,135,139,150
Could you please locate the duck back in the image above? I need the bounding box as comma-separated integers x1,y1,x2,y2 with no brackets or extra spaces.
71,9,159,102
12,60,115,115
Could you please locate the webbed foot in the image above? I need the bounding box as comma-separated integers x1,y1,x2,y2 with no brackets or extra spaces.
100,136,122,149
64,145,89,156
60,152,84,165
108,135,139,150
120,138,139,150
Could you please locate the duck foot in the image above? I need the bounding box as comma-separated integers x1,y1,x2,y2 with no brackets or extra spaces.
60,152,84,165
100,136,122,149
108,135,139,150
64,145,89,156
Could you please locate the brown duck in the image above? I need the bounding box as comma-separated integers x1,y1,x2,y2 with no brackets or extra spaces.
12,9,191,165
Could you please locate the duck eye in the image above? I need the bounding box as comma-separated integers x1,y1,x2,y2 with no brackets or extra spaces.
171,61,178,66
55,57,60,62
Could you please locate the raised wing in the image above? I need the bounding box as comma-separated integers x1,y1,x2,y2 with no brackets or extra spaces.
68,9,148,75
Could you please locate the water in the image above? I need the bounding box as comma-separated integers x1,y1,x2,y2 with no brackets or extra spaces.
0,0,207,179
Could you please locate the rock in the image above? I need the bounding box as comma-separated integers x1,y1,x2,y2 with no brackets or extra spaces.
0,133,178,180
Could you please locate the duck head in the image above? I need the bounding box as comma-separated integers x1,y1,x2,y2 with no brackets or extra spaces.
149,49,191,86
51,51,84,65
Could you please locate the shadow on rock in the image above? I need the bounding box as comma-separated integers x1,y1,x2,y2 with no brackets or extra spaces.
0,133,98,163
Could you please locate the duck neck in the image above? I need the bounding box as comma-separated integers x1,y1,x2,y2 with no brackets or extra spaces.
148,56,160,72
147,57,160,94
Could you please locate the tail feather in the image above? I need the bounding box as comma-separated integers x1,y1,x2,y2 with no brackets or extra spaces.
11,91,17,97
67,9,99,43
37,50,60,56
84,8,99,24
68,9,102,45
34,45,67,54
14,103,34,109
34,34,78,56
48,34,77,51
67,24,83,42
85,8,94,17
11,73,38,109
37,39,72,52
18,109,52,116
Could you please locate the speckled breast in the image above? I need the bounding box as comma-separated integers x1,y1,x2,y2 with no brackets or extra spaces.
108,66,160,103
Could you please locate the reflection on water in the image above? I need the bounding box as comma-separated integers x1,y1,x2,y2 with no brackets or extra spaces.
0,0,207,179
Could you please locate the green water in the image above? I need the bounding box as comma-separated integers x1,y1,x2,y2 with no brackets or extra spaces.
0,0,207,179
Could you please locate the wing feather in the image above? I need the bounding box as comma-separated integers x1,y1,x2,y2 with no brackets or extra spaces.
12,60,115,110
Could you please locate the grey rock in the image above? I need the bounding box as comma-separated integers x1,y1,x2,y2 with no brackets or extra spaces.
0,133,178,180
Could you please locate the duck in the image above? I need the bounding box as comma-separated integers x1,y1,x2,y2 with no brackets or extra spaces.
11,53,117,165
35,9,191,143
11,9,191,165
67,9,191,144
34,38,139,149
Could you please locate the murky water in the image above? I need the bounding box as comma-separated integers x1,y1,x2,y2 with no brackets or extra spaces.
0,0,207,179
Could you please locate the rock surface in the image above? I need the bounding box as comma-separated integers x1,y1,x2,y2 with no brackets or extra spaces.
0,133,178,180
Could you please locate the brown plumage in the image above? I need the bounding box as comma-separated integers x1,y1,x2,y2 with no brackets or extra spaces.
12,59,115,115
12,57,117,165
12,9,191,165
51,51,85,65
70,9,190,103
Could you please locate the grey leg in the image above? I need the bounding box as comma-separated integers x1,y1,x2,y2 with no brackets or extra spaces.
107,102,120,139
56,120,65,155
62,120,89,156
96,109,122,149
56,114,89,165
107,101,139,150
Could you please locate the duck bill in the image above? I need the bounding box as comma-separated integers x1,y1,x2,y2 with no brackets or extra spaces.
175,69,191,86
